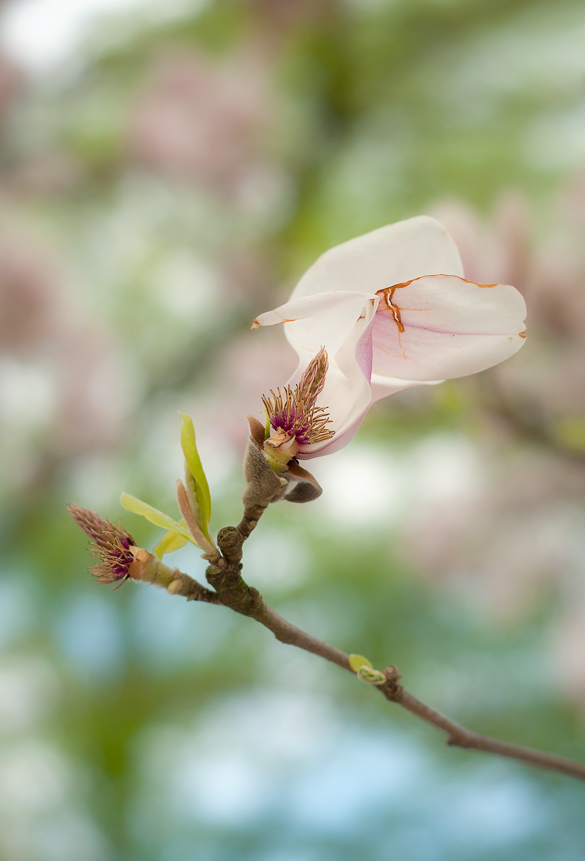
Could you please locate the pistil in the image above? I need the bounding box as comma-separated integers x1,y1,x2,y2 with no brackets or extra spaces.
261,347,335,462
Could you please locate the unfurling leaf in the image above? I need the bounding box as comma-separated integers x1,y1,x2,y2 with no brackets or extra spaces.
179,413,212,540
348,654,373,672
357,666,387,685
120,492,197,546
176,479,217,558
153,524,189,558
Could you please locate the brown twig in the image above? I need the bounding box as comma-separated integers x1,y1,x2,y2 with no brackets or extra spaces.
244,595,585,781
205,530,585,783
74,502,585,783
155,546,585,780
388,691,585,781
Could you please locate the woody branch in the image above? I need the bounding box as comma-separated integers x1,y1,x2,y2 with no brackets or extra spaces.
114,505,585,785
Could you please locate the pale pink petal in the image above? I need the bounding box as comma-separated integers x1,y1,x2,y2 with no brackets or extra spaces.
369,374,425,404
254,290,378,361
253,291,365,328
295,299,377,459
252,217,527,462
305,410,367,457
254,290,379,458
371,274,527,382
290,216,463,302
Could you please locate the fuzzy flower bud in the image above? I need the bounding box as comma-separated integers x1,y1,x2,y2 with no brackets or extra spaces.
68,504,138,588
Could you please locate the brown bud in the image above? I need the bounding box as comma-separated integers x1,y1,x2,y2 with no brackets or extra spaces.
282,460,322,503
242,434,285,508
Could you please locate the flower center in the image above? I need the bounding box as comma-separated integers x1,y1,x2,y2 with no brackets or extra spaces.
262,347,335,446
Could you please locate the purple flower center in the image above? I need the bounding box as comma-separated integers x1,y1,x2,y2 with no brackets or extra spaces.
262,347,335,447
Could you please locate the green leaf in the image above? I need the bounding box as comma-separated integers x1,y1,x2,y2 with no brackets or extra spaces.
179,413,212,540
153,525,189,559
183,468,204,532
357,666,386,685
120,493,198,546
348,654,373,672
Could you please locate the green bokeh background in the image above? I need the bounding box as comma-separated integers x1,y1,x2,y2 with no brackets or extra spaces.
1,1,585,859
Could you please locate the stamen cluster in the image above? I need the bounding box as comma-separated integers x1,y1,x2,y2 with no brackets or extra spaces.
68,504,136,588
262,347,335,445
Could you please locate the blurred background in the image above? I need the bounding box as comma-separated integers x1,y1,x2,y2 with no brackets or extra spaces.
1,0,585,858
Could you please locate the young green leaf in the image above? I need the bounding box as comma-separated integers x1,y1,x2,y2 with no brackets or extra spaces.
357,666,386,685
183,468,205,534
153,526,189,559
348,654,373,672
179,413,212,540
176,479,217,559
120,493,197,546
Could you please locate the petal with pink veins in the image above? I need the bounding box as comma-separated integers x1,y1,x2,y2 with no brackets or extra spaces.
371,274,527,382
252,216,527,462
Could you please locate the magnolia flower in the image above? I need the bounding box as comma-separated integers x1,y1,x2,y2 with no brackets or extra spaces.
253,215,527,459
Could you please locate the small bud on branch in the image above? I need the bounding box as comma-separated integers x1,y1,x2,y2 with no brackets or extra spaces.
68,504,138,588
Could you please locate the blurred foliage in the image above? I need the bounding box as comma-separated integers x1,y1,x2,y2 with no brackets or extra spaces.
1,0,585,859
